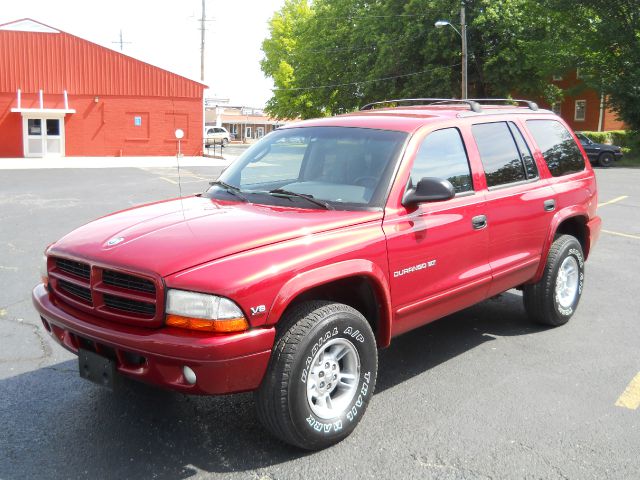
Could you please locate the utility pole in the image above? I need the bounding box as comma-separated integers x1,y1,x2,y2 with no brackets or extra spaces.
460,4,468,99
112,30,131,52
200,0,206,82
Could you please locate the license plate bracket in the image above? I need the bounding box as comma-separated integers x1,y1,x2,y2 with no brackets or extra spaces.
78,348,117,390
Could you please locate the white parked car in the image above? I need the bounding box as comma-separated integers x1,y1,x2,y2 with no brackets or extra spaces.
204,126,230,147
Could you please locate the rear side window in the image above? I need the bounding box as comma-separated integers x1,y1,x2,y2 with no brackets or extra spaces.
410,128,473,194
526,120,585,176
471,122,526,187
508,122,538,179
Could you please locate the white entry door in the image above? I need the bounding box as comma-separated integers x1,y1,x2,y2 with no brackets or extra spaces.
23,117,65,157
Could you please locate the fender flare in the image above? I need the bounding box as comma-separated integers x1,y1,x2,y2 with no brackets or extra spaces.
532,207,589,283
266,259,393,347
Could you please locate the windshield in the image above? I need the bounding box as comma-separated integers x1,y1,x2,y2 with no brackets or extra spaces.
206,126,408,210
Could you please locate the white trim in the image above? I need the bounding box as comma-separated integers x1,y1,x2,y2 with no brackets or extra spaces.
0,19,60,33
11,108,76,115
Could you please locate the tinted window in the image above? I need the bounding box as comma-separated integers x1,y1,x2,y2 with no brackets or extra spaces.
472,122,526,187
508,122,537,179
410,128,472,194
526,120,585,176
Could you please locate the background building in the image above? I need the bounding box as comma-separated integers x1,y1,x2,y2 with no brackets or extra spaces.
205,102,287,143
540,70,626,132
0,19,206,158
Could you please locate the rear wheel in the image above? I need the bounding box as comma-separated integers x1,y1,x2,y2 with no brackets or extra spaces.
222,138,229,147
523,235,585,326
256,301,377,450
598,152,614,167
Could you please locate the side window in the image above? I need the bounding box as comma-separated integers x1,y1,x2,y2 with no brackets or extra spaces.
526,120,585,177
471,122,526,187
508,122,538,179
410,128,473,194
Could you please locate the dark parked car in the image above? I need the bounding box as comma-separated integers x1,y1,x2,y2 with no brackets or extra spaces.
576,132,623,167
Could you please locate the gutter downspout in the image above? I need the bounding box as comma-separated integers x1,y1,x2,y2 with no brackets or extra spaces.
597,92,605,132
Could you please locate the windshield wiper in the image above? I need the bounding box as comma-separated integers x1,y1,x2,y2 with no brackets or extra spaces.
268,188,334,210
209,180,248,202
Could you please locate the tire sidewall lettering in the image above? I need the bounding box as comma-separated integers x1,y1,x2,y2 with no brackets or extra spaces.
292,315,376,439
555,243,585,317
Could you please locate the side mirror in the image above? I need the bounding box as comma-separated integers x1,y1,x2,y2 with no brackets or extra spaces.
402,177,455,206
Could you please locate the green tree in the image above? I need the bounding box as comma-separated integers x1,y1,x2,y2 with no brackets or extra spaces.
551,0,640,130
261,0,582,119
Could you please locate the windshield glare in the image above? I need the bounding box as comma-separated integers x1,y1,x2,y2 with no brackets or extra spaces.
211,127,407,209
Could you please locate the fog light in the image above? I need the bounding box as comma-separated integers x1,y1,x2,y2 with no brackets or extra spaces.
182,366,197,385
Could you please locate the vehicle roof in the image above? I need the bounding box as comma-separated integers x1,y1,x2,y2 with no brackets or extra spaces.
282,105,555,134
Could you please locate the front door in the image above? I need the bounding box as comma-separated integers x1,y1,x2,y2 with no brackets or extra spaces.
23,117,64,157
384,127,491,337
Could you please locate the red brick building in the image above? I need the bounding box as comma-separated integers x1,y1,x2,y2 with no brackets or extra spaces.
0,19,206,158
538,69,626,132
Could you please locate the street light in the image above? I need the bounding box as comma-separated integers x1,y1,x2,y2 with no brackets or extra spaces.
435,5,468,99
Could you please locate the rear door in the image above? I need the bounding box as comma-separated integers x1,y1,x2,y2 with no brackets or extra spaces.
470,121,555,295
383,127,491,337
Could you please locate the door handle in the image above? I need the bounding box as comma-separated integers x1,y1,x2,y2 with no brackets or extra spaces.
544,199,556,212
472,215,487,230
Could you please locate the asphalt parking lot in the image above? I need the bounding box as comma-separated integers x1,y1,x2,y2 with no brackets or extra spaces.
1,165,639,479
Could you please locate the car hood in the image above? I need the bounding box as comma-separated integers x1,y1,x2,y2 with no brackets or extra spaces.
50,196,381,277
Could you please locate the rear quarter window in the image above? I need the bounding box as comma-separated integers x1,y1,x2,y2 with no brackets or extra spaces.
526,120,585,176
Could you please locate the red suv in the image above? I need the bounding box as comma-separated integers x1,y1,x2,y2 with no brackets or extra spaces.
33,99,601,450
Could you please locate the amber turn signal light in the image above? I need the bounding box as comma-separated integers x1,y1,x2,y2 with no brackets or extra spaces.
166,314,249,333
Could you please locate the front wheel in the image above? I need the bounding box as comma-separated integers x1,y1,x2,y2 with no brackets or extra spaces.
523,235,585,326
256,301,377,450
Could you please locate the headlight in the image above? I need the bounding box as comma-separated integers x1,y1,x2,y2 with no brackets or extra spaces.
40,254,49,286
165,289,249,333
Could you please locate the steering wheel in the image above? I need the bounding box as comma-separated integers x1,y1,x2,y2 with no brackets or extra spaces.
353,176,378,189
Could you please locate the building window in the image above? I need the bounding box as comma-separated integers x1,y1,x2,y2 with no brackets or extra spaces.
257,127,265,138
575,100,586,121
245,127,252,139
552,74,563,81
551,103,561,115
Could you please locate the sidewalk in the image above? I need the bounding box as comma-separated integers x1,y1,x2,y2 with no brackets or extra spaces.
0,155,239,170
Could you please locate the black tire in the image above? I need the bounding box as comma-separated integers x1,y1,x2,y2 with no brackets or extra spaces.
598,152,614,167
523,235,585,326
222,138,229,147
255,301,378,450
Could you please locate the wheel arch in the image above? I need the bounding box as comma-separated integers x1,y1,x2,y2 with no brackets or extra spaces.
266,259,393,347
531,210,590,283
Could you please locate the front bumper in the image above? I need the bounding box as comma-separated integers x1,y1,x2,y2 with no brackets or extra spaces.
32,284,275,395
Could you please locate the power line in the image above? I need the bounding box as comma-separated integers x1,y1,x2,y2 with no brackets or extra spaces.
268,13,431,23
271,63,461,91
298,44,377,55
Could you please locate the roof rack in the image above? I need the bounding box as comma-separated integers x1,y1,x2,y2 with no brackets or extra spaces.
467,98,539,111
360,98,482,113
